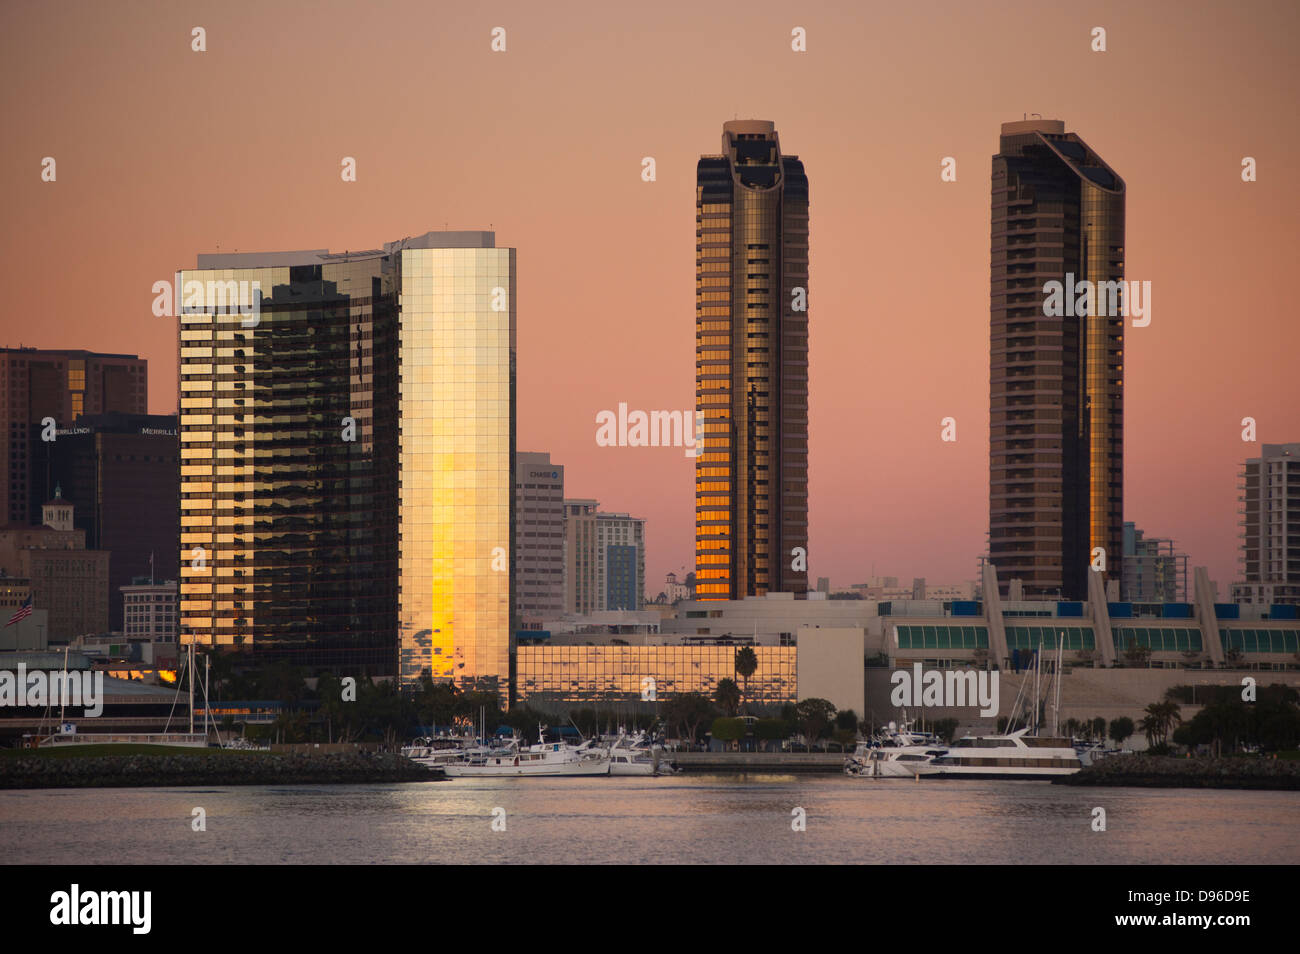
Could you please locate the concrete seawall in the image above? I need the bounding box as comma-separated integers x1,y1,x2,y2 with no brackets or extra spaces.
672,752,845,773
0,751,447,789
1054,755,1300,790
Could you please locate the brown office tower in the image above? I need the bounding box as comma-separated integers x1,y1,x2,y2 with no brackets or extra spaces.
0,348,148,526
990,120,1125,600
695,120,809,600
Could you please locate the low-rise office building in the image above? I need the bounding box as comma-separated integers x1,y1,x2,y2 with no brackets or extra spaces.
122,578,178,642
516,643,797,708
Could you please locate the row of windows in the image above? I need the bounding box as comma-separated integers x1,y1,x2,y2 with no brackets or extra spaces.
896,625,990,650
1112,627,1203,652
1221,629,1300,654
1006,626,1095,651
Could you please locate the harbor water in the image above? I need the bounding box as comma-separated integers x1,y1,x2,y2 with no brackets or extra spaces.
3,775,1297,864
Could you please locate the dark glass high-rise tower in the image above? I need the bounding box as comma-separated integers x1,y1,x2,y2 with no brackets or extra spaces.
989,119,1125,600
695,120,809,600
33,411,180,631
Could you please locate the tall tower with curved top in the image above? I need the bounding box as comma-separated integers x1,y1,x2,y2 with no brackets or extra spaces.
695,121,809,600
990,119,1126,600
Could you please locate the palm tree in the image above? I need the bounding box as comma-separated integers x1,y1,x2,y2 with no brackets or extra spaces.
1156,700,1183,743
715,678,741,717
1140,700,1183,748
734,647,758,713
1139,713,1161,748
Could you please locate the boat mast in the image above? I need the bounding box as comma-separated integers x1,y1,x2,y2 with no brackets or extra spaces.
1033,639,1041,735
188,639,194,735
204,652,210,743
1053,636,1063,737
1004,667,1028,733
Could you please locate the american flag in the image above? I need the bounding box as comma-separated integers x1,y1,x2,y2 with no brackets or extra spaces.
5,594,33,627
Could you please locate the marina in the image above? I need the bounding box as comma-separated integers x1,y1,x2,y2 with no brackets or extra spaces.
402,725,679,778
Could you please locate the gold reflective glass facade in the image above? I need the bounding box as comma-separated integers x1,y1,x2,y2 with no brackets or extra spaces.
695,121,809,601
397,247,516,694
990,122,1124,600
1080,180,1125,579
515,645,796,705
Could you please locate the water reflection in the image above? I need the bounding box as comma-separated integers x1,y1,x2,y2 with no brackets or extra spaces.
2,778,1296,865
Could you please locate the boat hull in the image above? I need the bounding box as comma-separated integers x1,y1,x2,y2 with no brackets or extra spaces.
442,757,610,778
928,766,1079,779
846,760,942,779
609,761,658,776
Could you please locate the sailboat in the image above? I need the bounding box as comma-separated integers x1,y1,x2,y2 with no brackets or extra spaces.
39,642,208,748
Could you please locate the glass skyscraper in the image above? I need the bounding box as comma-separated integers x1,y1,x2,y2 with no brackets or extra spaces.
396,240,515,693
694,120,809,601
989,120,1125,600
177,232,514,687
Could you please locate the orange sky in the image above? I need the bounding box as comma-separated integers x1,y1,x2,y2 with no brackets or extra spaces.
3,0,1297,594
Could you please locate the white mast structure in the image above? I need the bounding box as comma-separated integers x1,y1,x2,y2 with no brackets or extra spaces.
204,652,211,742
58,643,70,727
1033,638,1041,734
1052,636,1064,737
188,639,194,735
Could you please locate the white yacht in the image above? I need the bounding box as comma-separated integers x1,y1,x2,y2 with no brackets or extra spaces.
845,744,948,778
402,734,481,765
605,732,677,776
844,720,949,778
438,731,611,778
1072,738,1116,767
926,729,1081,779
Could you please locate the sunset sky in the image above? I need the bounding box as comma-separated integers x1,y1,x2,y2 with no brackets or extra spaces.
3,0,1297,594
